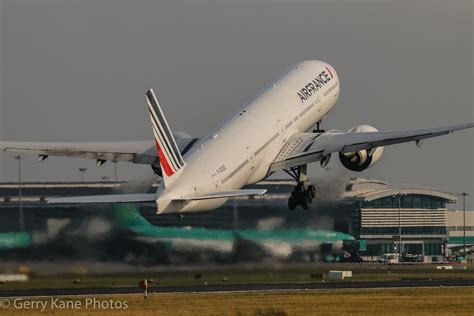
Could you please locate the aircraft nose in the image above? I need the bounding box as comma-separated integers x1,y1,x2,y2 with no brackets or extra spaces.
324,64,337,81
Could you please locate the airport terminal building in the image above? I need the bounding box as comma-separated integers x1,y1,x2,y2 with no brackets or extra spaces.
447,209,474,247
341,179,456,260
0,178,469,261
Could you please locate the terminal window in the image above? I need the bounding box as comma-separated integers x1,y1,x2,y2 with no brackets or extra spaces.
363,195,446,209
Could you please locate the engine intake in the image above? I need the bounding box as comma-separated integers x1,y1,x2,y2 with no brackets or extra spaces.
339,125,384,172
339,150,372,172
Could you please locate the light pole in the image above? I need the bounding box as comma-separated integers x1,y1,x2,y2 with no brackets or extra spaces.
394,193,406,260
457,192,470,256
398,194,402,259
113,161,118,182
79,168,87,182
14,155,24,231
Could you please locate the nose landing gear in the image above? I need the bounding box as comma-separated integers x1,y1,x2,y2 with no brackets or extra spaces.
284,165,316,210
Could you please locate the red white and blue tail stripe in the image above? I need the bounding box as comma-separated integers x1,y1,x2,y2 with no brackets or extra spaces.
146,89,185,185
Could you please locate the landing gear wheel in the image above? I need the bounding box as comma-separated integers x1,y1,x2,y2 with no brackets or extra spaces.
301,196,310,210
287,182,316,210
288,197,297,210
307,185,316,199
288,182,316,210
284,166,316,210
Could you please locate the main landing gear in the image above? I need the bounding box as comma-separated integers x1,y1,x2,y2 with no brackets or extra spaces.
284,165,316,210
288,182,315,210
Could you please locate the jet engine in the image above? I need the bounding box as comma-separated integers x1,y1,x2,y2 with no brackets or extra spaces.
339,125,384,172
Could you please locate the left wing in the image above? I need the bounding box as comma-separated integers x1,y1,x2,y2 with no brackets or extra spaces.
0,135,199,166
1,141,157,165
270,123,474,172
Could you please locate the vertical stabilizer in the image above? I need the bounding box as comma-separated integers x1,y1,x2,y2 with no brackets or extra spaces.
145,89,186,187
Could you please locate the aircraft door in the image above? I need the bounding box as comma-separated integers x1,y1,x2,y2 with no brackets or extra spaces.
277,119,283,133
247,145,256,170
212,173,220,188
212,165,225,188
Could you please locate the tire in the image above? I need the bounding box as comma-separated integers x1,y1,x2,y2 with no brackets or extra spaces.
307,185,316,199
301,196,310,210
288,197,297,210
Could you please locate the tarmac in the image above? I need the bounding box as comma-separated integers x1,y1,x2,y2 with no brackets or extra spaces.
1,279,474,297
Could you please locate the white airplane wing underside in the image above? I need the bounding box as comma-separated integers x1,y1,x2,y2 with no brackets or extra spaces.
0,135,199,166
270,123,474,172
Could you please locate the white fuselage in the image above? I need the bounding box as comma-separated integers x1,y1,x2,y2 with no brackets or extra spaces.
157,60,340,213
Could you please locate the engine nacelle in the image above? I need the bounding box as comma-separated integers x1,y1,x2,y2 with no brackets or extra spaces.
339,125,384,172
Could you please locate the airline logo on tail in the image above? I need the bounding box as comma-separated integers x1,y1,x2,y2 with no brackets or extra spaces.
145,89,185,177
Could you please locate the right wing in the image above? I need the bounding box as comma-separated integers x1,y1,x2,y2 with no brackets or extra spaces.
0,135,200,166
270,123,474,172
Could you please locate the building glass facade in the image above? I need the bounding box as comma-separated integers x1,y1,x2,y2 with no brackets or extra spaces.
362,195,446,209
356,192,452,258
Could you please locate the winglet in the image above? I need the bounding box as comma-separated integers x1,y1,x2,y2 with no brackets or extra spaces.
146,89,186,187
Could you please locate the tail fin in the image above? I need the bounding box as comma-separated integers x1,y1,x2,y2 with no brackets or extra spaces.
146,89,186,187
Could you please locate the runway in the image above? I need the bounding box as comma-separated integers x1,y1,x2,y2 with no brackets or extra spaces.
1,279,474,297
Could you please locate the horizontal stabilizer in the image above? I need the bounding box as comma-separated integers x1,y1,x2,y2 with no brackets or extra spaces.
48,194,156,204
178,189,267,201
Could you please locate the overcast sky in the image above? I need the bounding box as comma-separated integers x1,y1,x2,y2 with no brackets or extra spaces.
0,0,472,208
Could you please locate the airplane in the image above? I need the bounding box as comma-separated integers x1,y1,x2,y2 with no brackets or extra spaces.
0,203,359,264
1,60,473,219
